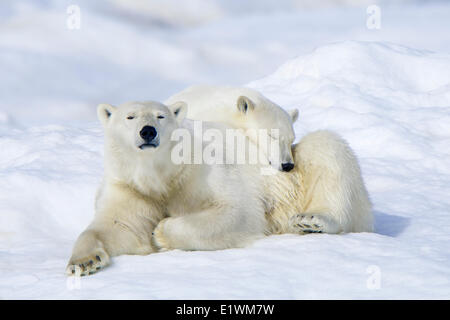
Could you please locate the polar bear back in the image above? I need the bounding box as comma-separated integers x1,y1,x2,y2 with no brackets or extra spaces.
164,85,279,125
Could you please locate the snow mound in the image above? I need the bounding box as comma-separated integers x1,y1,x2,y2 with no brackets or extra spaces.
249,41,450,164
1,41,450,299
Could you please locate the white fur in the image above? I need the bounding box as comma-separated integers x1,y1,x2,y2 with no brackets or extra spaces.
265,130,373,235
66,96,373,276
166,86,372,235
66,101,267,276
165,85,299,171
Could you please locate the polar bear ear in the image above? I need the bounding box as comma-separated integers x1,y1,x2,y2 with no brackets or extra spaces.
97,103,116,127
169,101,187,124
288,108,299,123
237,96,255,114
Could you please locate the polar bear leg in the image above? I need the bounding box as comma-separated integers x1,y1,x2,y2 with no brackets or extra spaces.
289,130,373,234
66,184,163,276
66,218,157,276
153,207,265,251
65,227,111,276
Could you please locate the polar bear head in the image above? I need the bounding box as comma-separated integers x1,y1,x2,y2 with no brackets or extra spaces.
97,100,188,196
164,85,299,172
236,95,299,172
97,100,187,156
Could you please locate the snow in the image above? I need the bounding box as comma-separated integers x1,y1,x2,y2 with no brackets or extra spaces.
1,1,450,299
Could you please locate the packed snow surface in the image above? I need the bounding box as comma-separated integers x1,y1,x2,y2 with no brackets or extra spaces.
1,1,450,299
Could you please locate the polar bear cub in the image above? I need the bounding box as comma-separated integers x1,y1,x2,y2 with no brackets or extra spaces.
164,86,372,235
165,85,299,172
66,100,267,276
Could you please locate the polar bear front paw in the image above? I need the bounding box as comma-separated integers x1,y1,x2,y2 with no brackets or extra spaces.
152,218,172,251
66,247,110,276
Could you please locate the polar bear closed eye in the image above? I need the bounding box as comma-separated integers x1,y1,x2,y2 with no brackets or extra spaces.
164,85,299,172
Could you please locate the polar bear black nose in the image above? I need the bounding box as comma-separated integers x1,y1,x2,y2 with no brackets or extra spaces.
281,162,294,172
140,126,157,141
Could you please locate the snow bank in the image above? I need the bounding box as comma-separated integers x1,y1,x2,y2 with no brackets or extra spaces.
249,41,450,163
1,41,449,299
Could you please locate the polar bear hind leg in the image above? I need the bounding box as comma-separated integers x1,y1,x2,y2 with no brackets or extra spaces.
288,130,373,234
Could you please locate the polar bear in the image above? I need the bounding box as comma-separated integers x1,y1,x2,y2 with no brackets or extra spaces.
165,85,299,172
66,99,373,276
66,100,268,276
264,130,373,235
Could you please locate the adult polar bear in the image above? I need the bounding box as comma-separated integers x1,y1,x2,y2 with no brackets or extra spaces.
66,97,373,276
67,101,268,275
